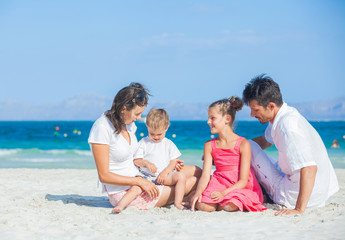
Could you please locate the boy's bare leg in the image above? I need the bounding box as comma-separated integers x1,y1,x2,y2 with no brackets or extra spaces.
163,172,186,210
113,186,143,213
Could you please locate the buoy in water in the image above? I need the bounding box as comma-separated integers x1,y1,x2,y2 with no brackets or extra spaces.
55,126,59,131
53,132,59,136
172,134,176,138
140,133,144,137
64,133,68,137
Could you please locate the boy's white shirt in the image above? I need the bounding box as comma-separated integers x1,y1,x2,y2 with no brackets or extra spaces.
134,137,181,176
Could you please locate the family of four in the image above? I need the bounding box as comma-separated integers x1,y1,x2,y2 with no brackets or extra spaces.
88,74,339,215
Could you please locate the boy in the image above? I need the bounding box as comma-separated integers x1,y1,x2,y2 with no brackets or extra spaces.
113,108,186,212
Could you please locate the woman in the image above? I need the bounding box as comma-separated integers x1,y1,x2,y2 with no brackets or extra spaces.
88,83,200,210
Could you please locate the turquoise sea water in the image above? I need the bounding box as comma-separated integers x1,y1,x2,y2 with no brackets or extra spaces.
0,121,344,169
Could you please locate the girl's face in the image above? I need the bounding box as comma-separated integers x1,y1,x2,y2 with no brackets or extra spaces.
122,105,146,125
207,107,230,134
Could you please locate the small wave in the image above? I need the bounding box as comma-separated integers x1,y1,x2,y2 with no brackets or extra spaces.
10,157,71,163
0,149,21,156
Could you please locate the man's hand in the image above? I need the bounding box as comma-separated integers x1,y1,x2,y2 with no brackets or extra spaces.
274,208,304,216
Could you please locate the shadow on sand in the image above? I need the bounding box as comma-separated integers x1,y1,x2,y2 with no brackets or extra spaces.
45,194,113,208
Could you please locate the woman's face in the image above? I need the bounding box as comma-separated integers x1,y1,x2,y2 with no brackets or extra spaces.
122,105,146,125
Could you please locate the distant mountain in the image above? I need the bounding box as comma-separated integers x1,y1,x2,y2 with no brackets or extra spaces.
290,97,345,121
0,94,344,121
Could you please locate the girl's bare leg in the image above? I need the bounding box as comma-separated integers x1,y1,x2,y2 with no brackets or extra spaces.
113,186,142,213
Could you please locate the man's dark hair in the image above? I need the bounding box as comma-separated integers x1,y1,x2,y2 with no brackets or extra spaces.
242,74,283,108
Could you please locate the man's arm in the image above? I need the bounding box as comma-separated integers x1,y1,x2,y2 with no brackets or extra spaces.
252,135,273,150
275,165,317,216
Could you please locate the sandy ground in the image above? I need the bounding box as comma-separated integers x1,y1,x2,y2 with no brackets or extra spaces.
0,168,344,240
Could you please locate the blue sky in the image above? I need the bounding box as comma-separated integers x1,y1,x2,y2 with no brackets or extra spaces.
0,0,345,120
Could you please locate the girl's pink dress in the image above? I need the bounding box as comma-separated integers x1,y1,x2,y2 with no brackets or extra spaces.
201,137,266,212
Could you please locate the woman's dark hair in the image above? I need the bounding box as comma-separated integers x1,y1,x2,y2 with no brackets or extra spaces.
242,74,283,108
209,96,243,127
106,83,150,133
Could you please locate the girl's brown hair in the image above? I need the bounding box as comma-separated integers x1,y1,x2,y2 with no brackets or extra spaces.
209,96,243,126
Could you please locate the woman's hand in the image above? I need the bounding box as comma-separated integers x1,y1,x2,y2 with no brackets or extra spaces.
175,159,184,171
190,192,202,211
137,177,159,199
145,162,157,174
210,191,225,201
156,171,168,185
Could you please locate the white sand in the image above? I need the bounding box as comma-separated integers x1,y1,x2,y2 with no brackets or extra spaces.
0,168,344,240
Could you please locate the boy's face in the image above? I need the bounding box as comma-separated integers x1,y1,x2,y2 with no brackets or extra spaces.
147,126,168,143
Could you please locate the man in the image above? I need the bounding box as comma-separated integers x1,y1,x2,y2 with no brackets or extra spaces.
242,74,339,215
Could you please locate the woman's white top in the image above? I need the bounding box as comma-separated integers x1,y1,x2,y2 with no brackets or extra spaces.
88,114,140,194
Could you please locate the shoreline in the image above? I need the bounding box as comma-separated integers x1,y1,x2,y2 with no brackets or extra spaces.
1,168,344,239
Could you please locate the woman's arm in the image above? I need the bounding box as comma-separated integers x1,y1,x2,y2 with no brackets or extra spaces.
91,143,159,198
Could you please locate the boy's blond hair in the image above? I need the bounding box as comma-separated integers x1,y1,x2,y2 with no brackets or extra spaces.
146,108,170,130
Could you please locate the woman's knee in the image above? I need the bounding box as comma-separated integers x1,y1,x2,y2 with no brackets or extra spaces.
196,202,217,212
218,203,238,212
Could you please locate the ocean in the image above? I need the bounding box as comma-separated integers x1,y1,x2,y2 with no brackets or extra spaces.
0,121,344,169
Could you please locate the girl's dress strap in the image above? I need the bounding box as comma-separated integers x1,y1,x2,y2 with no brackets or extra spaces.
234,137,245,151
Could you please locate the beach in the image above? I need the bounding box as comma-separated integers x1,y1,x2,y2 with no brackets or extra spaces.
1,168,344,240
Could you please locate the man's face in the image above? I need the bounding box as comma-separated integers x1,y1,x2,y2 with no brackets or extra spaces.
249,100,275,124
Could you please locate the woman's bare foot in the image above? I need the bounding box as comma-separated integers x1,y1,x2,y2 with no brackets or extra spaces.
174,203,186,210
112,206,123,213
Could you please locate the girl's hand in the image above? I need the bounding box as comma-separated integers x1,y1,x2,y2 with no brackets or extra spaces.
137,177,159,199
145,162,157,173
190,192,202,211
156,171,168,185
175,159,184,171
210,191,225,201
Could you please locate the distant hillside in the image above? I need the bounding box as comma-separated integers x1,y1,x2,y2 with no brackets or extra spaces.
0,94,344,121
290,97,345,121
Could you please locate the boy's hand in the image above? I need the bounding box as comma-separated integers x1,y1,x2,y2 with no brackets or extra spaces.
145,162,157,173
175,159,184,171
156,171,168,184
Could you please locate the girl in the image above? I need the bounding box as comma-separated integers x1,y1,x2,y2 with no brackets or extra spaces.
190,96,266,212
